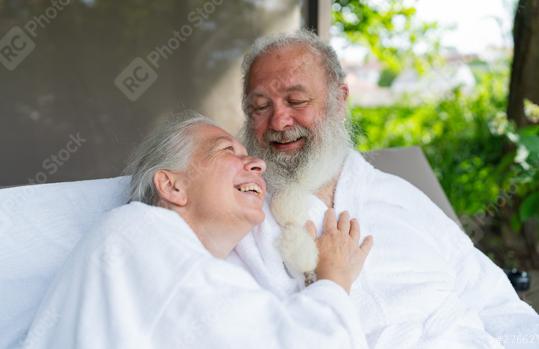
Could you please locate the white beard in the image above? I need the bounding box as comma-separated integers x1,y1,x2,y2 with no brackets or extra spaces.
242,95,352,276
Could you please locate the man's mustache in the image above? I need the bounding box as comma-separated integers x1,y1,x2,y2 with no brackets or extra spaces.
264,125,311,144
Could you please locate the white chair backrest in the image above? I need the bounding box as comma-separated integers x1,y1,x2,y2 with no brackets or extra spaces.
0,176,130,349
365,146,461,226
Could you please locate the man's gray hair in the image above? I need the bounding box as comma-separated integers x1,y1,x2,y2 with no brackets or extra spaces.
123,112,215,205
241,29,346,115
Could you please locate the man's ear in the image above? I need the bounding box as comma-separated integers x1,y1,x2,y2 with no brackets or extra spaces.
153,170,188,207
334,83,349,120
339,83,349,103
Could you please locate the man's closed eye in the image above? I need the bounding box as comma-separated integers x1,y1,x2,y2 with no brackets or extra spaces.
288,99,309,107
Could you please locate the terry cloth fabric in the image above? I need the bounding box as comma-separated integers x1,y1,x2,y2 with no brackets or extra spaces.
0,177,130,349
234,150,539,349
24,202,368,349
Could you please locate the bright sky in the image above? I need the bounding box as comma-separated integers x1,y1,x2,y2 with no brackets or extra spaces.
414,0,517,53
332,0,517,57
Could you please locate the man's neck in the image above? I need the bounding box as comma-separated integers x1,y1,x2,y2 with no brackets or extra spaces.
315,176,338,208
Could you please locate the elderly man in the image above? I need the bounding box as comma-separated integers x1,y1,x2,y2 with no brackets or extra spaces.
235,30,539,348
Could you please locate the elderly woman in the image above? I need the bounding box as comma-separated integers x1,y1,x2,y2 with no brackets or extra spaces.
25,113,373,349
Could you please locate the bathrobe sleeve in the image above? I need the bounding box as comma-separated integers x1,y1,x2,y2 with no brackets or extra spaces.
152,257,369,349
374,172,539,348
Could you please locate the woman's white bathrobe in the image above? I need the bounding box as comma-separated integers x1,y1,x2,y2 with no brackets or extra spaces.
234,151,539,349
24,202,367,349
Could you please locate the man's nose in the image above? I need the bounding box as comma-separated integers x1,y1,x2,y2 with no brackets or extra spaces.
245,156,266,175
269,103,294,131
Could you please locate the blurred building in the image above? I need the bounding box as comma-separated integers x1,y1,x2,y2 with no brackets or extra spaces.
340,46,481,106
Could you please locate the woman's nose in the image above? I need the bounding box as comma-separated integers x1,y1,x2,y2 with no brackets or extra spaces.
245,156,266,175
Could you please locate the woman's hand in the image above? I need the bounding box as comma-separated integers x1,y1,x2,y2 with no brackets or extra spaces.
306,209,373,294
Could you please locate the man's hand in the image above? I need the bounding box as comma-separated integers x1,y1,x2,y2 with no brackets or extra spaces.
306,209,373,293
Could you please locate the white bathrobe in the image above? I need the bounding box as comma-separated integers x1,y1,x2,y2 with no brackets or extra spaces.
234,150,539,349
23,202,367,349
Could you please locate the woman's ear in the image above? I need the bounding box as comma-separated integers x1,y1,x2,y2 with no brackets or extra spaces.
153,170,188,207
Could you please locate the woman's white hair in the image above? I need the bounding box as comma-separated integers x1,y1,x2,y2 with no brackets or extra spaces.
123,111,215,205
241,29,346,116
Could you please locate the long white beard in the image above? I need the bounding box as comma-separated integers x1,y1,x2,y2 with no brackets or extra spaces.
242,98,352,276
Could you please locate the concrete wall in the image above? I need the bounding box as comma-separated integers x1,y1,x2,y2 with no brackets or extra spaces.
0,0,303,186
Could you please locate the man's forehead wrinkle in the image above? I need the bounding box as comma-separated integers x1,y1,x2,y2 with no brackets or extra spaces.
250,46,314,78
251,68,309,95
286,85,308,93
268,42,319,61
246,44,326,102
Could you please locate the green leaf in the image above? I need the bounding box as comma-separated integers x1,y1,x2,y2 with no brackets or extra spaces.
510,213,522,232
519,135,539,157
378,68,398,87
519,192,539,222
519,125,539,137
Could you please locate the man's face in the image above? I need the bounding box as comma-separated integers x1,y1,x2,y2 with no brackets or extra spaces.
245,44,330,156
184,124,267,234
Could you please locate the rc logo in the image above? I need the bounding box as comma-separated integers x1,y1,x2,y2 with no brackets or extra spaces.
0,26,36,71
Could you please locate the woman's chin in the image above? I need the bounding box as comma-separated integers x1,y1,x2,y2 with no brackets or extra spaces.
244,209,265,228
253,210,265,225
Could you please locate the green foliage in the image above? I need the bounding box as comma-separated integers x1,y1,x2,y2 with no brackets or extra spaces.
520,193,539,221
515,123,539,223
350,65,538,225
378,68,398,87
333,0,443,75
352,65,512,214
334,0,538,267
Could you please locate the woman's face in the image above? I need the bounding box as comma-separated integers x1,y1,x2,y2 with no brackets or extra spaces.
182,124,267,240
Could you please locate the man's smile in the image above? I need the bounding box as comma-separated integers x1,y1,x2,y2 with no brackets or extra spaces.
270,137,305,152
